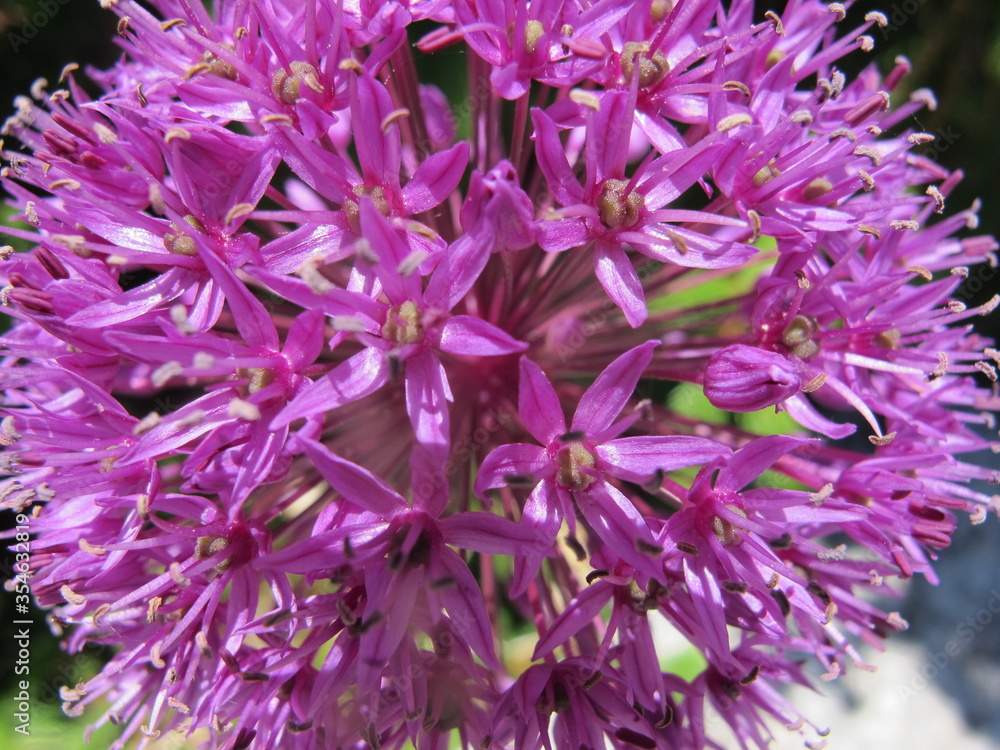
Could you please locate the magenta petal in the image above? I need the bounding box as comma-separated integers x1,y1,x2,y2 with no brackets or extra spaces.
594,242,648,327
438,315,527,356
231,418,286,502
282,309,326,370
510,481,562,598
359,200,422,304
491,61,529,100
199,248,280,351
536,217,591,253
532,580,614,660
576,481,660,578
434,547,499,668
298,437,406,518
587,90,633,183
783,393,857,440
720,435,817,493
259,223,347,274
273,347,389,428
402,141,470,214
424,232,492,311
572,340,658,437
598,436,732,483
357,566,419,694
409,441,450,516
351,73,401,191
474,443,549,496
257,521,385,573
267,125,355,204
404,348,452,449
440,511,550,554
629,225,757,269
682,557,730,663
65,267,191,327
518,356,567,445
530,107,585,207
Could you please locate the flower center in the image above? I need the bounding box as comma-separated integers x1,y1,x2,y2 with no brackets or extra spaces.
781,314,821,359
382,301,425,347
711,506,747,546
271,61,319,105
237,367,275,394
555,441,597,491
621,42,670,88
597,179,644,229
344,184,390,234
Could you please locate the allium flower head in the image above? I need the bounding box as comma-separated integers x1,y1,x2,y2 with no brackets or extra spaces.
1,1,998,749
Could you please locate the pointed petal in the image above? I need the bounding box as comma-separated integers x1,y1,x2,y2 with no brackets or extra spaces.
357,566,419,693
628,225,756,269
474,443,548,496
402,142,470,214
359,200,422,304
273,347,389,428
530,107,585,206
532,580,614,660
440,511,552,554
298,437,406,518
587,90,633,182
577,481,660,578
65,268,191,327
518,356,566,445
438,315,527,356
599,436,732,483
199,248,280,351
594,242,647,327
434,547,499,668
572,340,658,436
352,73,401,191
782,394,856,439
424,232,492,311
257,521,386,573
405,348,451,449
283,309,326,370
720,435,817,493
536,217,591,253
510,481,562,598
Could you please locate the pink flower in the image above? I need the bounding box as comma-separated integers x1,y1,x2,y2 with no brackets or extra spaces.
477,341,731,591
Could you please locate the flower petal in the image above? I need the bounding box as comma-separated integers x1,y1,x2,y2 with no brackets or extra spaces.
572,340,658,436
532,580,614,660
273,347,389,428
599,436,732,483
510,481,562,598
474,443,549,496
298,436,406,518
576,481,660,579
402,141,470,214
438,315,527,356
594,242,647,327
518,356,567,445
434,547,499,668
405,348,452,449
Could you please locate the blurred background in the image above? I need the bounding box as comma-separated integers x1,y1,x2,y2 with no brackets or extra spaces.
0,0,998,748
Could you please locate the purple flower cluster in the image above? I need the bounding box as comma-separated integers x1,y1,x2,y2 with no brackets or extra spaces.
1,1,998,748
